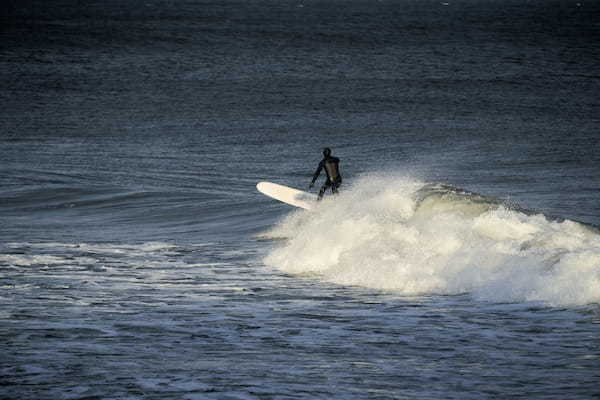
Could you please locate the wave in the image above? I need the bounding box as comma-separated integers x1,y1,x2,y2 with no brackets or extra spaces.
262,174,600,306
0,186,147,211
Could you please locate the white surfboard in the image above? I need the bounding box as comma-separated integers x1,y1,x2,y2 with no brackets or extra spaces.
256,181,317,210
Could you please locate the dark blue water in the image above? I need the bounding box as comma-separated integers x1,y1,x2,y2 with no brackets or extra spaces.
2,1,600,398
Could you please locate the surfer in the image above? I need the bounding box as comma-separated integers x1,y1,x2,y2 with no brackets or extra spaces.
309,147,342,200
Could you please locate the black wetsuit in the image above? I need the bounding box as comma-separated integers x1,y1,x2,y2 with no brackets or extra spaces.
311,155,342,199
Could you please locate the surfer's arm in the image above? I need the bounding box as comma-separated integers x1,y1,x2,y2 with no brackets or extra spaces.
309,161,323,188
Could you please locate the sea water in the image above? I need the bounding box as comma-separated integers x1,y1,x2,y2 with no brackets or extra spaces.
2,0,599,398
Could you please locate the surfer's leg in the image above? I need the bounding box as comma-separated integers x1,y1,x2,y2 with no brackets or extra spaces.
332,181,340,195
318,182,331,200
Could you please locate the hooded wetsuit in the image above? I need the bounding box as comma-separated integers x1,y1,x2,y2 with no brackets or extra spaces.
311,155,342,199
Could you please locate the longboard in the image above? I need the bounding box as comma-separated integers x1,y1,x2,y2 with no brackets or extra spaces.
256,181,317,210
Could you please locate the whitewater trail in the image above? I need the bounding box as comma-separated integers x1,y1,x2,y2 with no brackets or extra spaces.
263,174,600,306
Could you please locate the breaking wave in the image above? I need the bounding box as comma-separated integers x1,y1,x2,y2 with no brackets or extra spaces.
263,174,600,306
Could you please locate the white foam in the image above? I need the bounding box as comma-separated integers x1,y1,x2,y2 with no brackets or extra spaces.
0,254,67,267
263,174,600,306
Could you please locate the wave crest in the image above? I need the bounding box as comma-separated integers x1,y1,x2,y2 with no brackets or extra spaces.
263,174,600,306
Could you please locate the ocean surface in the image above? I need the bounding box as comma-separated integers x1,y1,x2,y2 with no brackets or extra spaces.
2,0,600,398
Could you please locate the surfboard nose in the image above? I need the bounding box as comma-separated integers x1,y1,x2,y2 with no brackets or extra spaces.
256,181,317,210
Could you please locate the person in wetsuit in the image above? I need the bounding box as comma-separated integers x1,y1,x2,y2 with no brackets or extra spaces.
309,147,342,200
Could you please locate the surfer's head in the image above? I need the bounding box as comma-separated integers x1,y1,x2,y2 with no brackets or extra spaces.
323,147,332,157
